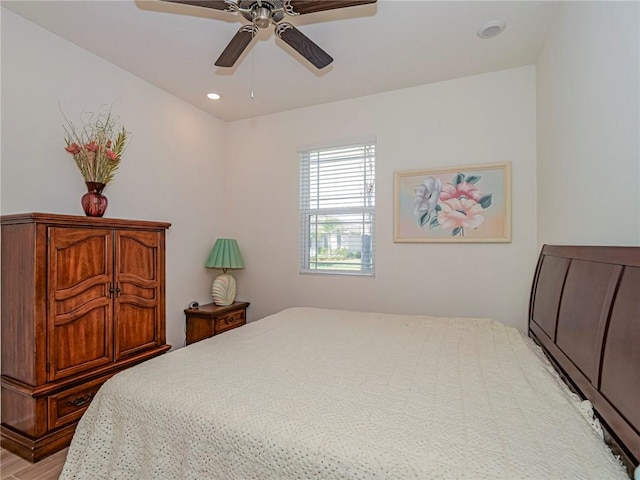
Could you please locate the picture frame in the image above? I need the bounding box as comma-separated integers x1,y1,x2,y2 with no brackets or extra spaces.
394,162,511,243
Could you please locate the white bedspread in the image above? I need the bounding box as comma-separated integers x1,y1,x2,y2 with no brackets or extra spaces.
60,308,628,479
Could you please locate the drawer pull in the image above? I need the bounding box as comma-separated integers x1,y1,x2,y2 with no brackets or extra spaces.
67,393,94,408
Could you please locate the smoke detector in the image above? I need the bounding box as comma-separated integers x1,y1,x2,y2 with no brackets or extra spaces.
477,20,507,39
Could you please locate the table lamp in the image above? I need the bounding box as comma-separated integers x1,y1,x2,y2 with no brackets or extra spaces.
205,238,245,306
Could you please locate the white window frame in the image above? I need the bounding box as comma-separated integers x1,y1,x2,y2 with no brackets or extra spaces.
299,141,375,276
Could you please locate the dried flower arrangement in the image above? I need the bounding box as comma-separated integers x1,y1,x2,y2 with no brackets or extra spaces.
62,107,128,185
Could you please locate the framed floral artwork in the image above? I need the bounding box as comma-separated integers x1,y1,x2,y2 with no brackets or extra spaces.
394,162,511,243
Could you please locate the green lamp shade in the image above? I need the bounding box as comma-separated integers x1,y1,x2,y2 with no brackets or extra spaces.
206,239,244,306
205,238,244,270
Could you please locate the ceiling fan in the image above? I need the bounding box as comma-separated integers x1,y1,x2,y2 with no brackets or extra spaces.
161,0,377,69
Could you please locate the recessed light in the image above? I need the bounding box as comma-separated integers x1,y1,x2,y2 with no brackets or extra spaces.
207,93,221,100
477,20,506,39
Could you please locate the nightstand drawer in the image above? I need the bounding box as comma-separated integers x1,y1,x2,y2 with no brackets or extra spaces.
215,310,246,334
185,302,250,344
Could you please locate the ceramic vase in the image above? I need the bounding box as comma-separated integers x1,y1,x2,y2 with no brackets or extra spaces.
81,182,108,217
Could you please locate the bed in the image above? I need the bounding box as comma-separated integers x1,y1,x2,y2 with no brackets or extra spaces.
60,245,639,479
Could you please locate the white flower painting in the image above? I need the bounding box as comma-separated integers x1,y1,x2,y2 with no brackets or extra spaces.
394,163,511,243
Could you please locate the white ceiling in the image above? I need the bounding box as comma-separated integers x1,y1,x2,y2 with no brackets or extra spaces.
4,0,560,122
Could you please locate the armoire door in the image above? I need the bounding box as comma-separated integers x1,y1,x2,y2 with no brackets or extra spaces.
114,230,164,360
48,227,114,381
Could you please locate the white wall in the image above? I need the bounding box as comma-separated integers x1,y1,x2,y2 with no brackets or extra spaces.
10,1,633,341
536,1,640,246
224,67,538,331
1,9,227,348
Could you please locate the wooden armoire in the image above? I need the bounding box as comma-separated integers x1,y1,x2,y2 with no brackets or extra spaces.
0,213,171,461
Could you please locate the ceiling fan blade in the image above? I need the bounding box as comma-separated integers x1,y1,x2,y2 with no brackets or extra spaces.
160,0,234,11
287,0,376,15
215,25,257,67
275,23,332,69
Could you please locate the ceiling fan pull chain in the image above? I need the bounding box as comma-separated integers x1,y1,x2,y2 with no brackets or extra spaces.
250,52,255,99
249,50,254,100
250,25,255,99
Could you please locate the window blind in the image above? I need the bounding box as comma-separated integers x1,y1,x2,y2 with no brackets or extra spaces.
300,142,375,276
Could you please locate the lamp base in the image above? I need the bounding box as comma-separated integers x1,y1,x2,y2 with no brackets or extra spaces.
211,273,237,306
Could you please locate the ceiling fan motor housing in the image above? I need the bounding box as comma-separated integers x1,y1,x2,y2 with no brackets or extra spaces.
252,6,272,28
241,1,285,28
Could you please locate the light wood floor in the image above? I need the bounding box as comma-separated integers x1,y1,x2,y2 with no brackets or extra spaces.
1,448,67,480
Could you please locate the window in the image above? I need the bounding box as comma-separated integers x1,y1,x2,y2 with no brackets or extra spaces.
300,142,375,276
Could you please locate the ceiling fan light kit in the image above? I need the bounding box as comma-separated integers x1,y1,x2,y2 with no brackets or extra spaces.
161,0,377,69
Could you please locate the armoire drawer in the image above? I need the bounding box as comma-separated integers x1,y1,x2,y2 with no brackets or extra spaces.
47,374,114,430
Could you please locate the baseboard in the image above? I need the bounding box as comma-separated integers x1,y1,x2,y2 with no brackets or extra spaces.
1,423,75,462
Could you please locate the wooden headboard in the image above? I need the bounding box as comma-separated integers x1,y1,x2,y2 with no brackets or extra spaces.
529,245,640,472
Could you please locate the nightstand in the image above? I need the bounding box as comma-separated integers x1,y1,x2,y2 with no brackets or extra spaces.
184,301,250,345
